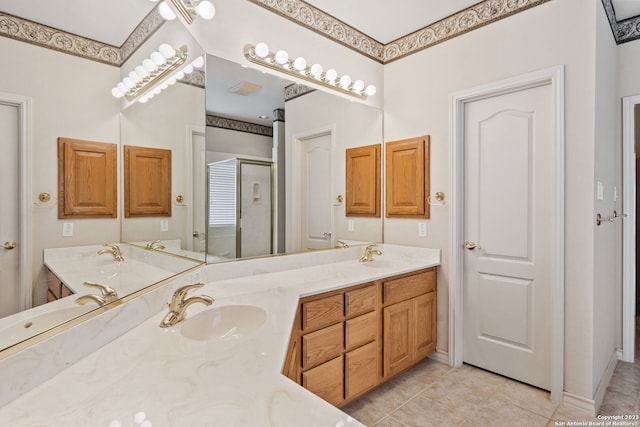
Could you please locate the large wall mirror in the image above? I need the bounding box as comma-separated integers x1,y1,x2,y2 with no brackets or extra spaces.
0,2,382,354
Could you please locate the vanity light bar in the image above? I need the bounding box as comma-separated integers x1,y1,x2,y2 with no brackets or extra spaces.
136,54,206,104
244,43,377,100
111,44,188,102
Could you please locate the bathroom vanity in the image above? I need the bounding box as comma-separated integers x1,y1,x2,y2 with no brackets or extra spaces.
0,244,439,426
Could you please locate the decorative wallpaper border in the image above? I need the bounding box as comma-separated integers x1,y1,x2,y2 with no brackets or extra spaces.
247,0,384,62
206,113,274,137
179,69,206,89
284,83,316,101
601,0,640,44
273,108,285,122
0,8,164,66
248,0,553,64
383,0,553,63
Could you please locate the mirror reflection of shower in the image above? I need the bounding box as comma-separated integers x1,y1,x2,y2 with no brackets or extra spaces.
207,158,274,261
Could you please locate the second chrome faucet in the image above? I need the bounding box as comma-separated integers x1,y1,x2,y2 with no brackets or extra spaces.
159,283,214,328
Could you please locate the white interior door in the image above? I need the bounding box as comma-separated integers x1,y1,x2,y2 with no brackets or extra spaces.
192,132,206,252
463,83,553,390
0,102,21,317
300,133,333,250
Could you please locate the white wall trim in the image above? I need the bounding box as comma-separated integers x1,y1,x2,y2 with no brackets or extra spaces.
429,348,450,364
621,95,638,363
448,65,566,402
594,350,619,413
0,92,33,311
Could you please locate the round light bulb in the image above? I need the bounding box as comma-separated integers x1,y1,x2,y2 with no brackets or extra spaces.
134,412,146,424
147,92,155,99
293,57,306,71
325,69,337,83
153,87,161,95
192,56,205,68
353,80,365,92
196,1,215,19
159,44,175,59
135,65,149,78
339,75,351,88
111,87,123,98
183,64,194,74
150,51,165,66
142,59,157,72
254,42,269,58
123,77,134,89
158,1,177,20
275,50,288,65
128,71,141,83
310,63,323,79
138,96,149,103
161,82,169,90
117,82,127,94
175,70,185,80
168,77,177,85
365,84,377,96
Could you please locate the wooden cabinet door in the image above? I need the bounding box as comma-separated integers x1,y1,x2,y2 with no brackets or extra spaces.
383,299,413,378
414,292,436,361
124,145,171,217
302,356,344,406
346,144,380,217
345,341,378,400
385,135,430,218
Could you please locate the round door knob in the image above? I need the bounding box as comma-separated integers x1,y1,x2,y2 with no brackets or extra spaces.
3,241,17,250
465,241,478,250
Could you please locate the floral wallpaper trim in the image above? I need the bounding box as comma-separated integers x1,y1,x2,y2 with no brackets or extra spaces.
206,114,274,137
601,0,640,44
248,0,553,64
0,8,164,66
179,70,206,89
285,83,316,101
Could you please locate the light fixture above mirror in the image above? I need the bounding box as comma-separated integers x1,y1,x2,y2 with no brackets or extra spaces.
152,0,215,24
244,43,377,100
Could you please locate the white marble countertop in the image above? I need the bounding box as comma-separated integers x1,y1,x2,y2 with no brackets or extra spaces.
0,245,439,426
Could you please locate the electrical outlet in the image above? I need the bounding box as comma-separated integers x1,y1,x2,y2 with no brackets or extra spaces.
418,222,427,237
160,219,169,232
62,223,73,237
348,220,354,232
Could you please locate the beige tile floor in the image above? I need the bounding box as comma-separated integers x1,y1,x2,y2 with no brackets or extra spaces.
342,317,640,427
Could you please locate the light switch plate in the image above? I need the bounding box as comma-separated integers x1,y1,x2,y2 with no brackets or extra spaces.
418,222,427,237
596,181,604,200
348,220,354,232
62,223,73,237
160,219,169,232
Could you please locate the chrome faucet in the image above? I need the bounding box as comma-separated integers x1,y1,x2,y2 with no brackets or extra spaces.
145,239,166,250
75,281,119,307
97,244,124,262
159,283,214,328
359,244,382,262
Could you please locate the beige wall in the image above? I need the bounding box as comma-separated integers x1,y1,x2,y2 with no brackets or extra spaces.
0,36,121,304
382,0,605,402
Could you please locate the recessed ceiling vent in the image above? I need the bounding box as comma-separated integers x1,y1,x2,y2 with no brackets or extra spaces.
228,81,262,95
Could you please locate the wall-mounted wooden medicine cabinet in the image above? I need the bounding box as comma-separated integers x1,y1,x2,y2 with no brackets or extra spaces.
345,144,381,217
58,137,117,219
124,145,172,218
385,135,430,219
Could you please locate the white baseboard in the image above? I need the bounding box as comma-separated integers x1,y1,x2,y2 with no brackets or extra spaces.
593,350,619,413
429,348,449,364
563,392,596,417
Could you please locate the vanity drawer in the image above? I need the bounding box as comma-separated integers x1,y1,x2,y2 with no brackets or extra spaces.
302,293,343,331
345,284,377,317
383,269,435,305
345,311,377,351
302,323,344,369
302,356,344,406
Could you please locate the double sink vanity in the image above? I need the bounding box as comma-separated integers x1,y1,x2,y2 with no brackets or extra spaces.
0,243,439,426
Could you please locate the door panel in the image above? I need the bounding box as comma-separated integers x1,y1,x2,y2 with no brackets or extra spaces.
300,133,333,250
0,103,20,317
463,84,552,390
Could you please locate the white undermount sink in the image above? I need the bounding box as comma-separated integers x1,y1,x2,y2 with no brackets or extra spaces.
180,305,267,341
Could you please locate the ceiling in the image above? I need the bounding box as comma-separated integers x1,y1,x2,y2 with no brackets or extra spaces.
1,1,640,49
